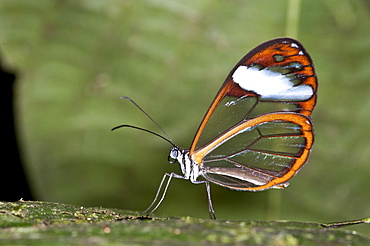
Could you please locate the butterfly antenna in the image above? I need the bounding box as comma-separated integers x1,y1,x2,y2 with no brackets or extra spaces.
113,96,174,145
112,124,174,146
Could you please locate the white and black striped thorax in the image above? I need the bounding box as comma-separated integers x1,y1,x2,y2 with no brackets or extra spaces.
169,146,201,183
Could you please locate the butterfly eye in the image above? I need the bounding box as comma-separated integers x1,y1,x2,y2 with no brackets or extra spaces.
168,148,179,164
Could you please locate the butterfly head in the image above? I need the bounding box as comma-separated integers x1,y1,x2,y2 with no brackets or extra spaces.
168,146,198,181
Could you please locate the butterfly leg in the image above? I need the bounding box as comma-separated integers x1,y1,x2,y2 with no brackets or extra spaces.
140,172,186,217
191,180,216,220
205,181,216,220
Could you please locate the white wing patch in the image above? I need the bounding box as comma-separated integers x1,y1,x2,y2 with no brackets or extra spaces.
232,66,313,100
290,43,299,48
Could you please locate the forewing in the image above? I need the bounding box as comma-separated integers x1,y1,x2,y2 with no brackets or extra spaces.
190,38,317,154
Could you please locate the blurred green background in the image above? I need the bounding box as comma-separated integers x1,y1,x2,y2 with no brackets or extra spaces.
1,0,370,236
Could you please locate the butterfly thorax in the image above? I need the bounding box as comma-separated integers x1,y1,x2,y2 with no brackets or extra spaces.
169,146,201,183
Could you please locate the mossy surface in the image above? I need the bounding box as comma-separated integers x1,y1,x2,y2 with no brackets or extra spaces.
0,201,368,245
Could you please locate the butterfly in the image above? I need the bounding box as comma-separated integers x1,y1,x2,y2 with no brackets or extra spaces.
113,37,317,219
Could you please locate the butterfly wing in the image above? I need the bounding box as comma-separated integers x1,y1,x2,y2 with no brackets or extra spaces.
190,38,317,190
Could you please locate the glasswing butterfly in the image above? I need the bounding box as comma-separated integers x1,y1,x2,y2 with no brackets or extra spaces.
113,37,317,219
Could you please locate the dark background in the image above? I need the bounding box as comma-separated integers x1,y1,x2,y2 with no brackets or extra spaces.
1,58,33,201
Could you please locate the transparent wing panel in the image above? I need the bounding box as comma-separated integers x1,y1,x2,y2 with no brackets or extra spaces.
200,119,310,188
196,96,257,149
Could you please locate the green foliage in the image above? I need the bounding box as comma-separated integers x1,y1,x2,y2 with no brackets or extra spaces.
0,0,370,238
